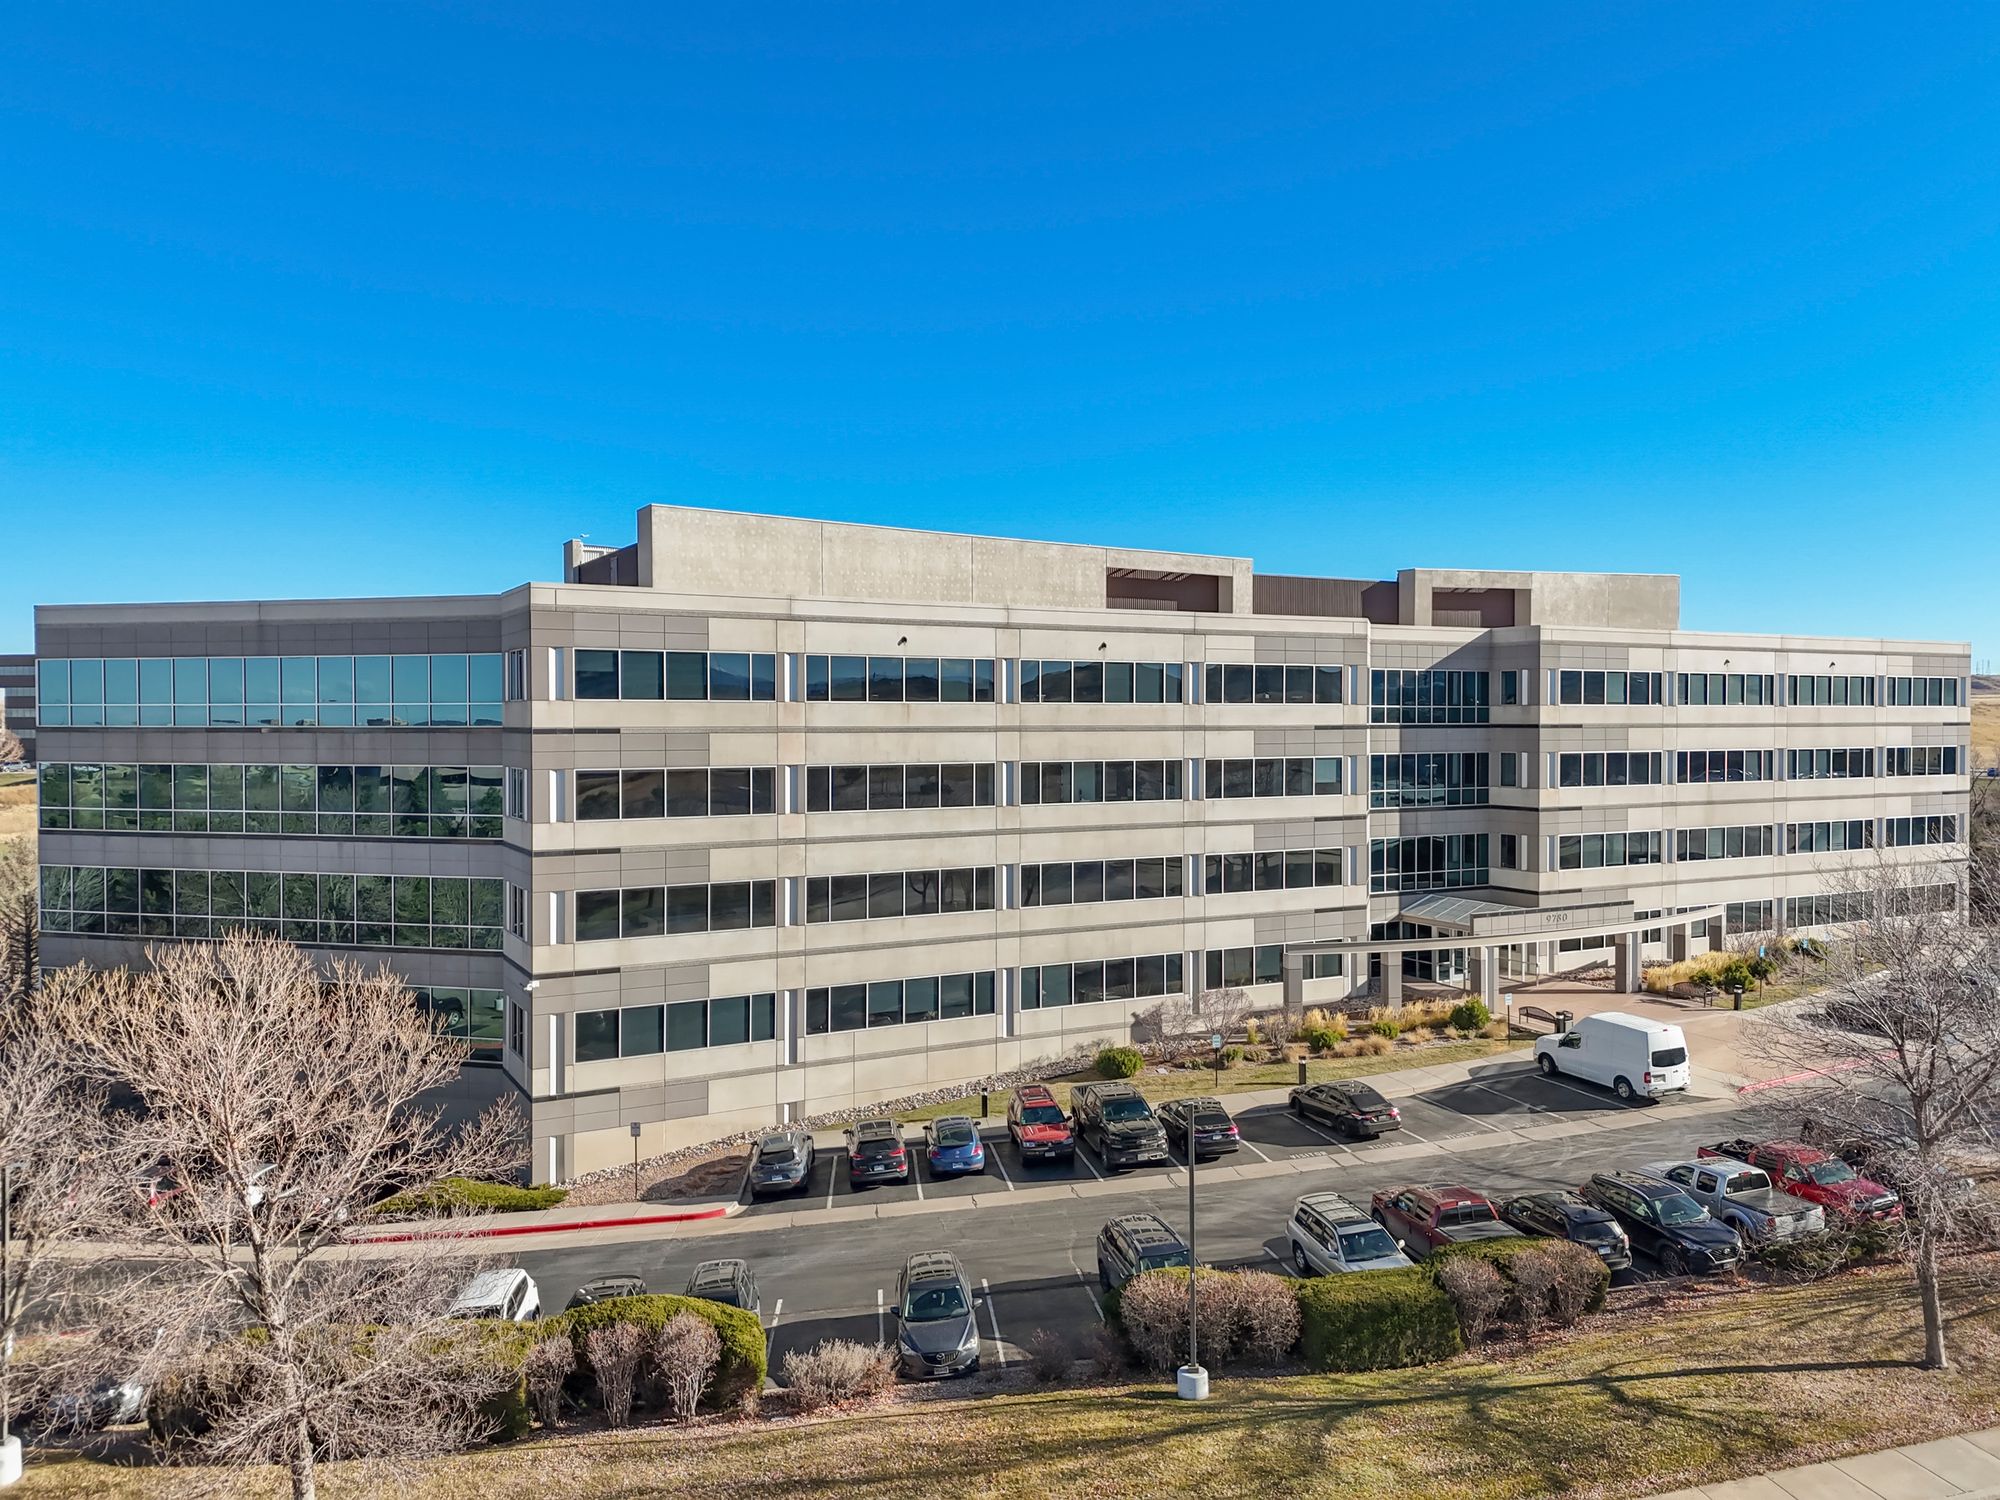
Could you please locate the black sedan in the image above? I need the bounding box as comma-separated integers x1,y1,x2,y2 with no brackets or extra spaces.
1289,1081,1403,1139
1578,1171,1742,1277
1155,1096,1240,1159
1498,1189,1632,1271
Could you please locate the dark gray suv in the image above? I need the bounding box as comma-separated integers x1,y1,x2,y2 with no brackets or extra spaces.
892,1250,983,1379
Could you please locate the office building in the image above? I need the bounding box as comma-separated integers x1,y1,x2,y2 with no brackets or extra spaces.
33,506,1971,1177
0,654,36,762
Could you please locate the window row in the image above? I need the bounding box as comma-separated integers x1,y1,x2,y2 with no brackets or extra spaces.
37,763,504,839
1556,832,1664,870
1370,752,1488,808
1020,760,1183,804
1557,752,1663,789
1883,676,1959,707
1674,825,1778,862
1203,945,1344,991
1202,663,1343,705
1020,857,1185,907
1723,900,1776,934
415,987,507,1065
1019,953,1184,1010
1785,820,1873,854
1885,747,1960,777
574,881,778,942
1202,757,1343,799
804,763,996,812
1883,815,1959,848
1560,671,1665,706
806,972,996,1033
38,654,503,728
1785,748,1874,780
805,655,996,703
805,868,995,923
1675,750,1775,783
37,868,504,949
1202,847,1344,894
1021,660,1182,704
576,993,777,1061
1786,890,1876,927
1370,669,1491,724
1787,674,1876,707
576,766,776,821
575,649,778,702
1675,672,1773,706
1369,834,1490,893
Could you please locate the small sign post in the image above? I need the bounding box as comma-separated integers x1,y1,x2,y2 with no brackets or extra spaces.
629,1121,642,1202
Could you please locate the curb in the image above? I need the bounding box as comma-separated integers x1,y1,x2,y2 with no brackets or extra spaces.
349,1201,743,1245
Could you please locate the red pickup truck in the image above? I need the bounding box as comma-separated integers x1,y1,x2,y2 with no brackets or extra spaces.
1370,1184,1522,1256
1699,1139,1901,1223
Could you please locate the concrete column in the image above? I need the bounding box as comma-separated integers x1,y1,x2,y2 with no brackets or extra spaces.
1382,961,1405,1010
1705,920,1725,954
1669,923,1691,962
1476,947,1499,1007
1612,934,1642,993
1281,953,1304,1020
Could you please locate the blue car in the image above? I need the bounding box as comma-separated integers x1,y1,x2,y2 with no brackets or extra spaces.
923,1116,986,1176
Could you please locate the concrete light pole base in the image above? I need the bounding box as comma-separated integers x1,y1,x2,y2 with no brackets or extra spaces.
0,1434,23,1487
1176,1364,1209,1401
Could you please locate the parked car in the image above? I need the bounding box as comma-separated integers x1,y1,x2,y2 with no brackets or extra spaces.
892,1250,983,1379
1577,1171,1742,1276
1007,1084,1075,1162
1496,1189,1633,1271
1155,1096,1241,1158
449,1268,541,1322
1287,1191,1414,1275
844,1118,911,1187
685,1258,761,1319
1369,1185,1521,1256
42,1372,148,1433
923,1116,987,1176
1646,1157,1826,1243
565,1273,647,1310
1289,1080,1403,1139
749,1129,816,1196
1096,1211,1193,1291
1534,1012,1691,1101
1699,1139,1901,1222
1071,1083,1170,1171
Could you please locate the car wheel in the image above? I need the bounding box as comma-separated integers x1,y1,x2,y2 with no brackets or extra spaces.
1659,1245,1685,1277
1292,1240,1312,1275
1613,1076,1635,1102
1537,1053,1558,1077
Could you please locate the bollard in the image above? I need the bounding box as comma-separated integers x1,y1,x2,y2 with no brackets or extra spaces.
981,1090,990,1118
1297,1060,1308,1086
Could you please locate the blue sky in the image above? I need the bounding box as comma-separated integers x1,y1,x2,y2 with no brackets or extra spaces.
3,5,1997,658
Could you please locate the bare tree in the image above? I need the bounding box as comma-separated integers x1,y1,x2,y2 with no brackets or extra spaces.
1759,849,2000,1370
0,728,23,764
41,932,526,1500
0,837,35,1010
1133,987,1251,1060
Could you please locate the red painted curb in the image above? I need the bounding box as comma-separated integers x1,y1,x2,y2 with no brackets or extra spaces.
1736,1057,1870,1095
349,1204,736,1245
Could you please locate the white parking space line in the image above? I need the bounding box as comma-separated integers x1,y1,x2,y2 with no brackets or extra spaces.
981,1277,1007,1366
764,1297,783,1357
1535,1072,1642,1110
825,1158,839,1209
876,1288,886,1346
1457,1076,1558,1117
1077,1146,1105,1180
911,1158,925,1200
1237,1136,1273,1163
1066,1254,1107,1321
1288,1111,1346,1146
987,1148,1015,1190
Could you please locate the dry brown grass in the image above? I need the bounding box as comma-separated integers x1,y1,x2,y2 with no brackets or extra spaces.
0,773,36,842
1974,690,2000,766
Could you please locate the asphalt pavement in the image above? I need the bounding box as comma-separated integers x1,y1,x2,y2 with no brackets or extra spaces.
513,1058,1793,1383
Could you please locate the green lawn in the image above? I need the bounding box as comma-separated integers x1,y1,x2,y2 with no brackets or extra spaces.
23,1260,2000,1500
893,1037,1527,1122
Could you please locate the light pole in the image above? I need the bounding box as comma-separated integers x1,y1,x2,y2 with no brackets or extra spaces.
1177,1034,1222,1402
2,1160,23,1487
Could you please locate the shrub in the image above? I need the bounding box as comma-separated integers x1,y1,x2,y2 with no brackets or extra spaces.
547,1294,765,1411
1115,1268,1300,1371
1753,1224,1897,1279
523,1336,573,1430
1300,1024,1339,1053
583,1321,648,1427
1369,1019,1399,1040
654,1312,722,1425
1507,1251,1559,1338
1428,1239,1611,1329
1545,1246,1601,1327
1295,1268,1463,1372
1219,1045,1246,1067
1359,1035,1394,1056
1024,1327,1075,1384
1082,1324,1127,1380
1400,1026,1436,1045
1436,1257,1507,1343
1448,998,1491,1032
377,1178,568,1216
1227,1269,1302,1365
782,1339,895,1411
1244,1017,1262,1046
1095,1045,1144,1079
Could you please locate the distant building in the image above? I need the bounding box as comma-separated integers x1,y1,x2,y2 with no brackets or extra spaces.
32,505,1974,1179
0,654,35,762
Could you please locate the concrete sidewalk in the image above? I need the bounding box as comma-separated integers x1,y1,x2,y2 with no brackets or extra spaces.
1649,1428,2000,1499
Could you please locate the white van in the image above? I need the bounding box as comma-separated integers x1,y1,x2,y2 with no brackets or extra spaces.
1534,1012,1691,1101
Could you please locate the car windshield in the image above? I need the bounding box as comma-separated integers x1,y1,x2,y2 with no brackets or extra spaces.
1652,1047,1688,1068
1338,1227,1400,1261
1437,1204,1496,1228
1020,1105,1065,1125
759,1144,797,1165
905,1284,969,1321
1654,1192,1708,1226
1809,1160,1858,1185
934,1124,976,1148
1101,1097,1153,1122
854,1136,902,1158
1138,1248,1191,1271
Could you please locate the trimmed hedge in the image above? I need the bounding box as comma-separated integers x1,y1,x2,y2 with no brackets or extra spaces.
1294,1268,1463,1372
378,1178,568,1216
1095,1046,1144,1079
545,1294,765,1410
1427,1237,1610,1315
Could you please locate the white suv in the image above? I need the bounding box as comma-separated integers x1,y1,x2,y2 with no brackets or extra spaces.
449,1268,541,1322
1287,1191,1414,1275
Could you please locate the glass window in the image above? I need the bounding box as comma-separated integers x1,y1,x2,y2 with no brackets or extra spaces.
621,651,664,700
575,1010,619,1063
664,652,707,700
576,649,619,699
